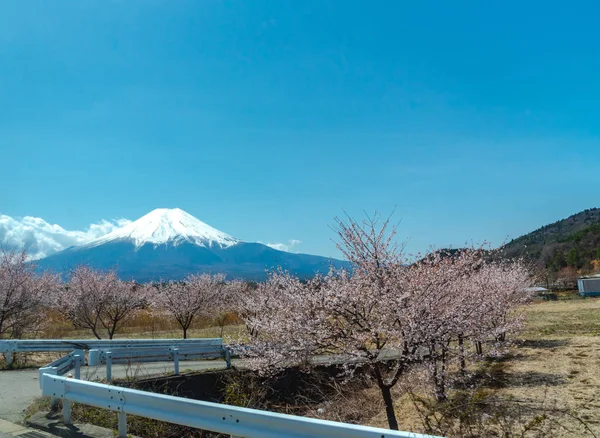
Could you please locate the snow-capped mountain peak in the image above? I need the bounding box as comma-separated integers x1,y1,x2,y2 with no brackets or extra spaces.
85,208,240,248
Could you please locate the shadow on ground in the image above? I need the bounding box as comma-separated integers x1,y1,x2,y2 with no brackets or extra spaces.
516,339,570,349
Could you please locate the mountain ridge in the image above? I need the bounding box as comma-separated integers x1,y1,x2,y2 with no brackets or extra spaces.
503,208,600,273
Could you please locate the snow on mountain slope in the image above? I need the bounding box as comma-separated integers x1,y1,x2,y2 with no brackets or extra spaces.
34,207,350,281
84,208,240,249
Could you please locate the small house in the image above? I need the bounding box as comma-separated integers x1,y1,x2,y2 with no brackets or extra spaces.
577,276,600,297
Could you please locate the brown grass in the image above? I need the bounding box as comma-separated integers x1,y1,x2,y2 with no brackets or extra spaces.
496,297,600,436
38,309,244,341
365,297,600,436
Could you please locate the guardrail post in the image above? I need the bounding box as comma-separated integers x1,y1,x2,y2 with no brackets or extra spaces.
73,354,81,380
106,351,112,382
88,349,100,366
63,377,72,426
118,411,127,438
47,368,60,409
225,347,231,369
5,351,12,367
63,400,72,424
173,348,179,375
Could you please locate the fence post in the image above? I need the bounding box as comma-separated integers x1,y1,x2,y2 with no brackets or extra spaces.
6,351,12,367
173,348,180,375
106,351,112,382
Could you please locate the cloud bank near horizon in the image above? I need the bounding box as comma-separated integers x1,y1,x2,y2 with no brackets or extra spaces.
0,214,131,260
262,239,302,253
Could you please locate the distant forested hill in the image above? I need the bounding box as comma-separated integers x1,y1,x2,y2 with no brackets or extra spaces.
503,208,600,273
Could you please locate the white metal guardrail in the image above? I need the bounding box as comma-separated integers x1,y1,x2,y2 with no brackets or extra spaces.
38,349,86,389
88,344,231,381
41,374,441,438
0,338,222,366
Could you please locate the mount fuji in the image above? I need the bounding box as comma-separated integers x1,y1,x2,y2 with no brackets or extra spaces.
34,208,348,282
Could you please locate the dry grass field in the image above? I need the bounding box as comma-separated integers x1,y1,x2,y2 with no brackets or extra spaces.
366,296,600,437
36,309,245,341
499,298,600,436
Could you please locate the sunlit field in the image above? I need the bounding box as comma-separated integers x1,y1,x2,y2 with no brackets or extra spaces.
366,295,600,437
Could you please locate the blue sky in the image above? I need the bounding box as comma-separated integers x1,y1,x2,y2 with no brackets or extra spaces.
1,0,599,258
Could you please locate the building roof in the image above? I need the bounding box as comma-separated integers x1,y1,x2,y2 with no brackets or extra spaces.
524,286,550,292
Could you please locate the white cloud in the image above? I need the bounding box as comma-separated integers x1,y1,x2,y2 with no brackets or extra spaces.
263,239,302,253
0,214,131,260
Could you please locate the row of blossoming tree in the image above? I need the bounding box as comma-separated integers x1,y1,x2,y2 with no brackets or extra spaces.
1,214,532,430
230,215,532,430
0,256,230,341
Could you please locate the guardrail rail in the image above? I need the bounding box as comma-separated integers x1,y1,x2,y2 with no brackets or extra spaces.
88,344,231,381
0,338,222,366
38,349,86,389
41,374,441,438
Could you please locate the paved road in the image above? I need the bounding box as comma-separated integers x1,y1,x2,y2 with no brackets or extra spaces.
0,349,402,426
0,360,230,424
0,369,41,424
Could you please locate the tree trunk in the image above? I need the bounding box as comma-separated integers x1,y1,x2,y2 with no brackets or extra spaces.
108,321,117,340
374,366,399,430
182,315,193,339
379,383,399,430
92,327,102,340
475,340,483,355
435,348,447,403
458,334,466,376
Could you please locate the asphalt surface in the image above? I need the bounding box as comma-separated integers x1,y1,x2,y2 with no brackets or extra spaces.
0,360,229,424
0,369,41,424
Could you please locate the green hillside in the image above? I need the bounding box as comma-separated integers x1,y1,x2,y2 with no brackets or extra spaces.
503,208,600,273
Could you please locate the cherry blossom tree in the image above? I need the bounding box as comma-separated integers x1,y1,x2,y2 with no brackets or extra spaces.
0,250,58,339
100,281,147,340
235,213,533,430
56,266,145,339
467,256,533,348
213,279,248,338
230,278,281,340
149,273,225,339
238,214,415,430
394,246,534,402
